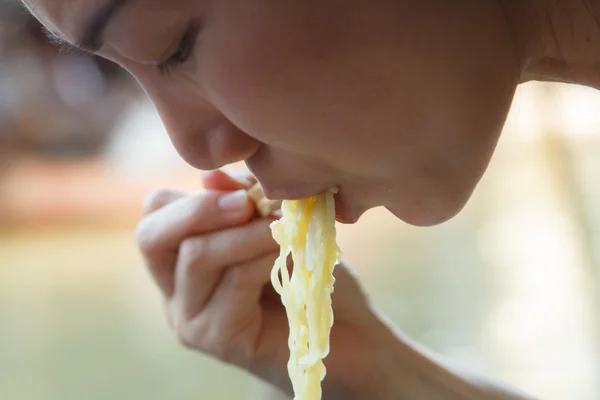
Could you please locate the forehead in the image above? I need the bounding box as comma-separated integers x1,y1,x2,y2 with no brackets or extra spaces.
23,0,99,44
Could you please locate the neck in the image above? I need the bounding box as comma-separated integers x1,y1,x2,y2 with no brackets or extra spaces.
500,0,600,89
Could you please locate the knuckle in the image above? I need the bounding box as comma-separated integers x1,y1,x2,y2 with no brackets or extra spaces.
223,266,252,290
179,237,210,265
202,332,233,363
143,188,174,215
169,307,197,349
176,327,196,350
192,317,235,363
174,322,196,349
134,216,158,254
189,192,216,217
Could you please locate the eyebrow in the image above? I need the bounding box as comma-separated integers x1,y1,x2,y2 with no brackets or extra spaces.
78,0,129,51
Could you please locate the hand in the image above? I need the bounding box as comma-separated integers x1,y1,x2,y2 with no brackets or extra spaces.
135,169,400,399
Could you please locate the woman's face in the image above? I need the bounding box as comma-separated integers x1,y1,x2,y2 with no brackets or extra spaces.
24,0,519,225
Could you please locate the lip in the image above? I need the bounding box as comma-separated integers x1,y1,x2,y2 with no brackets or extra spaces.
334,191,361,224
245,150,361,223
245,156,324,201
259,184,326,202
260,182,360,223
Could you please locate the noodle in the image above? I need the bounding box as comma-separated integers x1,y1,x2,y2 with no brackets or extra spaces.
269,189,342,400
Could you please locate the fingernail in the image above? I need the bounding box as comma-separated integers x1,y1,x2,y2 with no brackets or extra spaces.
218,190,248,212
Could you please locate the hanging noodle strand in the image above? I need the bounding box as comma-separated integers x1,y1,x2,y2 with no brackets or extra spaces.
269,189,342,400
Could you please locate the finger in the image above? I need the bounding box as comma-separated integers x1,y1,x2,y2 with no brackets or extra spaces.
172,218,278,319
142,188,187,216
213,251,278,313
137,190,254,255
181,251,278,359
136,190,254,298
222,168,258,187
248,184,282,218
202,169,257,191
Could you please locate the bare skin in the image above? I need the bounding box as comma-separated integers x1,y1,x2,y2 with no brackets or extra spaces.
21,0,600,398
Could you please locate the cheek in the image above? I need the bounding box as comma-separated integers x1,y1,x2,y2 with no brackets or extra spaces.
200,1,358,158
203,47,285,142
201,25,315,145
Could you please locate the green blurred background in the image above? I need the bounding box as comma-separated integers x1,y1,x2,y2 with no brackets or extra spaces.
0,4,599,400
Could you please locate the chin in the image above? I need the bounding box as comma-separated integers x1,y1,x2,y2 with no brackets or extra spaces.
386,198,467,227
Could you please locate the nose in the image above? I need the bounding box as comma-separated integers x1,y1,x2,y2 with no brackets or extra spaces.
143,83,261,171
168,117,262,171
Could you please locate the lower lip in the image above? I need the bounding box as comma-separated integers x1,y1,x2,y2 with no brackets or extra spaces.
334,192,358,224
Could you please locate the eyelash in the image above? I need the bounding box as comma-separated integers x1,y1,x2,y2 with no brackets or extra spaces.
157,26,199,75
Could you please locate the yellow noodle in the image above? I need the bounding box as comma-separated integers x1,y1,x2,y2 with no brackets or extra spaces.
270,189,342,400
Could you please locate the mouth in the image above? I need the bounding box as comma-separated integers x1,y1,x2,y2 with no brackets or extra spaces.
259,184,325,202
269,187,361,225
245,152,361,223
257,183,359,224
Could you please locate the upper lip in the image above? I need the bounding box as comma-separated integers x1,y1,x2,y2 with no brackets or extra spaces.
246,157,331,200
259,184,330,201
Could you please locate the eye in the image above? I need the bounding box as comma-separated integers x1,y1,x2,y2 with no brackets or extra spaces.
157,24,200,75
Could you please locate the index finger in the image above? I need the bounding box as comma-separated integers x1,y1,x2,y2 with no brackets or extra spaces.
135,189,254,257
142,188,188,216
202,169,257,191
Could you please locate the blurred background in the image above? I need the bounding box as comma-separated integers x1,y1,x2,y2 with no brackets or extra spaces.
1,4,599,400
